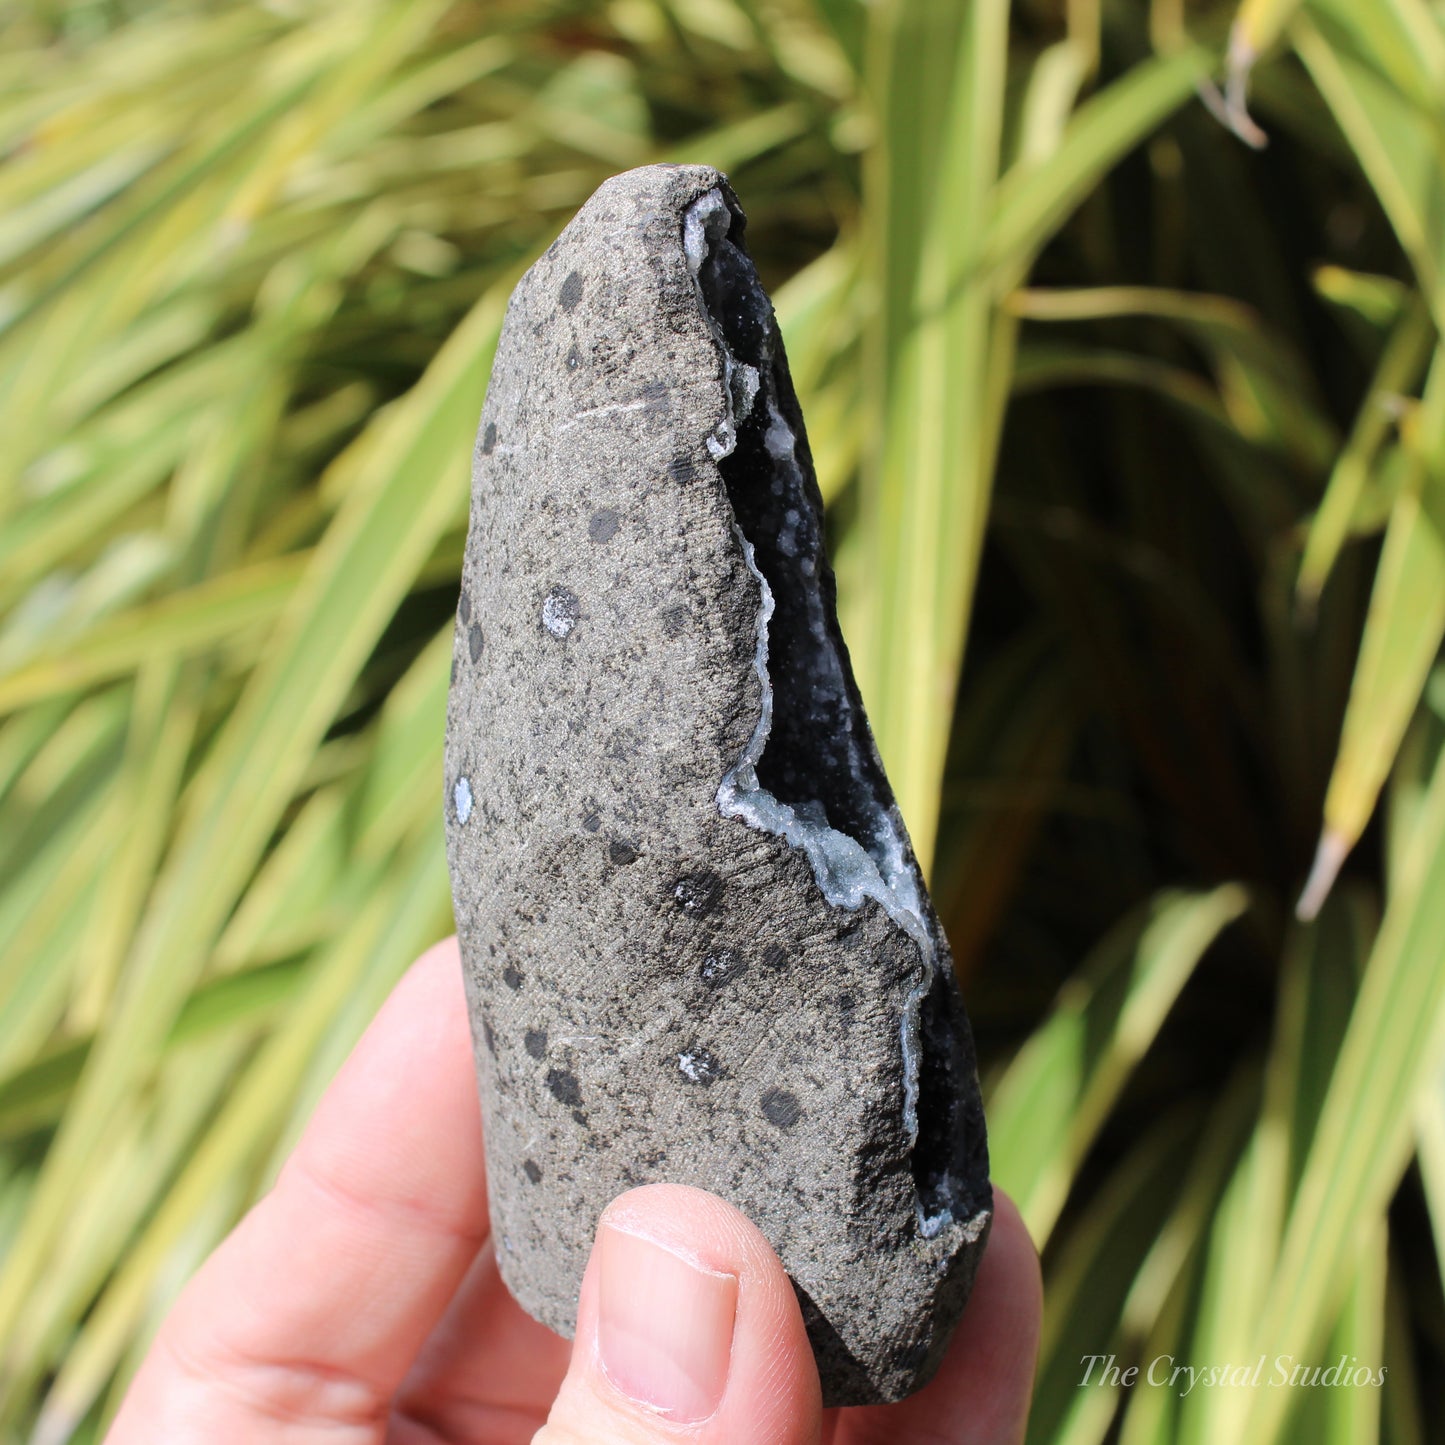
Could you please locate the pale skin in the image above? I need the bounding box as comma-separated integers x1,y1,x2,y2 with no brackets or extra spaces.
107,937,1042,1445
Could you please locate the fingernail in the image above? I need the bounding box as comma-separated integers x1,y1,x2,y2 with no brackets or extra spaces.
597,1223,738,1422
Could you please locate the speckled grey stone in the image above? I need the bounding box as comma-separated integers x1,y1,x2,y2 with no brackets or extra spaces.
444,163,991,1406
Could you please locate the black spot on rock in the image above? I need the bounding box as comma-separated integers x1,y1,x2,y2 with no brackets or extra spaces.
668,453,699,484
524,1028,548,1059
450,656,457,684
608,838,639,865
763,943,789,971
547,1067,583,1107
559,271,584,311
503,965,524,991
588,508,620,543
761,1087,802,1129
523,1158,543,1184
467,622,484,663
641,380,669,415
661,603,689,637
571,1107,588,1127
458,592,472,625
673,870,722,916
566,342,582,371
482,1019,497,1054
700,949,745,986
481,421,497,454
581,807,602,833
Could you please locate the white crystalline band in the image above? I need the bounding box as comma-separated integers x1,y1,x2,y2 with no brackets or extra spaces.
683,188,728,276
684,189,954,1239
685,189,760,462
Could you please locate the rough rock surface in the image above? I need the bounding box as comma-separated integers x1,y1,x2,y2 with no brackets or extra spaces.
444,163,991,1406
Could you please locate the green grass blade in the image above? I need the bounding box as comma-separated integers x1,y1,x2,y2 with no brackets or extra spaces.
0,280,505,1342
0,958,307,1142
1292,11,1445,326
1172,889,1368,1442
1302,1218,1386,1445
0,557,304,715
35,833,450,1440
1007,284,1335,470
983,48,1209,288
1245,736,1445,1444
987,883,1249,1244
1300,350,1445,919
852,0,1008,866
1298,296,1435,605
1116,1068,1264,1445
1027,1109,1204,1445
857,35,1206,867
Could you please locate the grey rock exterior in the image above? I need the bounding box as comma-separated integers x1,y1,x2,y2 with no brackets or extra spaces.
444,163,991,1405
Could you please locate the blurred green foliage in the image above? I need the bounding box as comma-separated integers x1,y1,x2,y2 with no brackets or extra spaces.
2,0,1444,1440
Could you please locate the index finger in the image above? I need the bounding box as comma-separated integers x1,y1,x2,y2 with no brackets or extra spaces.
107,937,488,1445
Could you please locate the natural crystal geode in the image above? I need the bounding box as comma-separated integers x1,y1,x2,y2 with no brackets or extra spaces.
444,163,991,1405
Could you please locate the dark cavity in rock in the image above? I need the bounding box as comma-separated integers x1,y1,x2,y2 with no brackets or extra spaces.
688,188,979,1235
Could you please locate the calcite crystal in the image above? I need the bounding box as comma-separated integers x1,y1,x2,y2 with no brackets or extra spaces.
444,164,991,1405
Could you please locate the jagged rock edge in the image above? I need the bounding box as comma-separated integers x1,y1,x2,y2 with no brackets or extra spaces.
682,187,957,1240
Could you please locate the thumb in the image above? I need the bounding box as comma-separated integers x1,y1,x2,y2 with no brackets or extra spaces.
535,1183,823,1445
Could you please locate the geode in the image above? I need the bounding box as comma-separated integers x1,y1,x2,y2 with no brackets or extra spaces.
444,164,991,1405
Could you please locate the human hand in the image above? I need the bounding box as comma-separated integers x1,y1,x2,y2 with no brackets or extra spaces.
107,938,1041,1444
